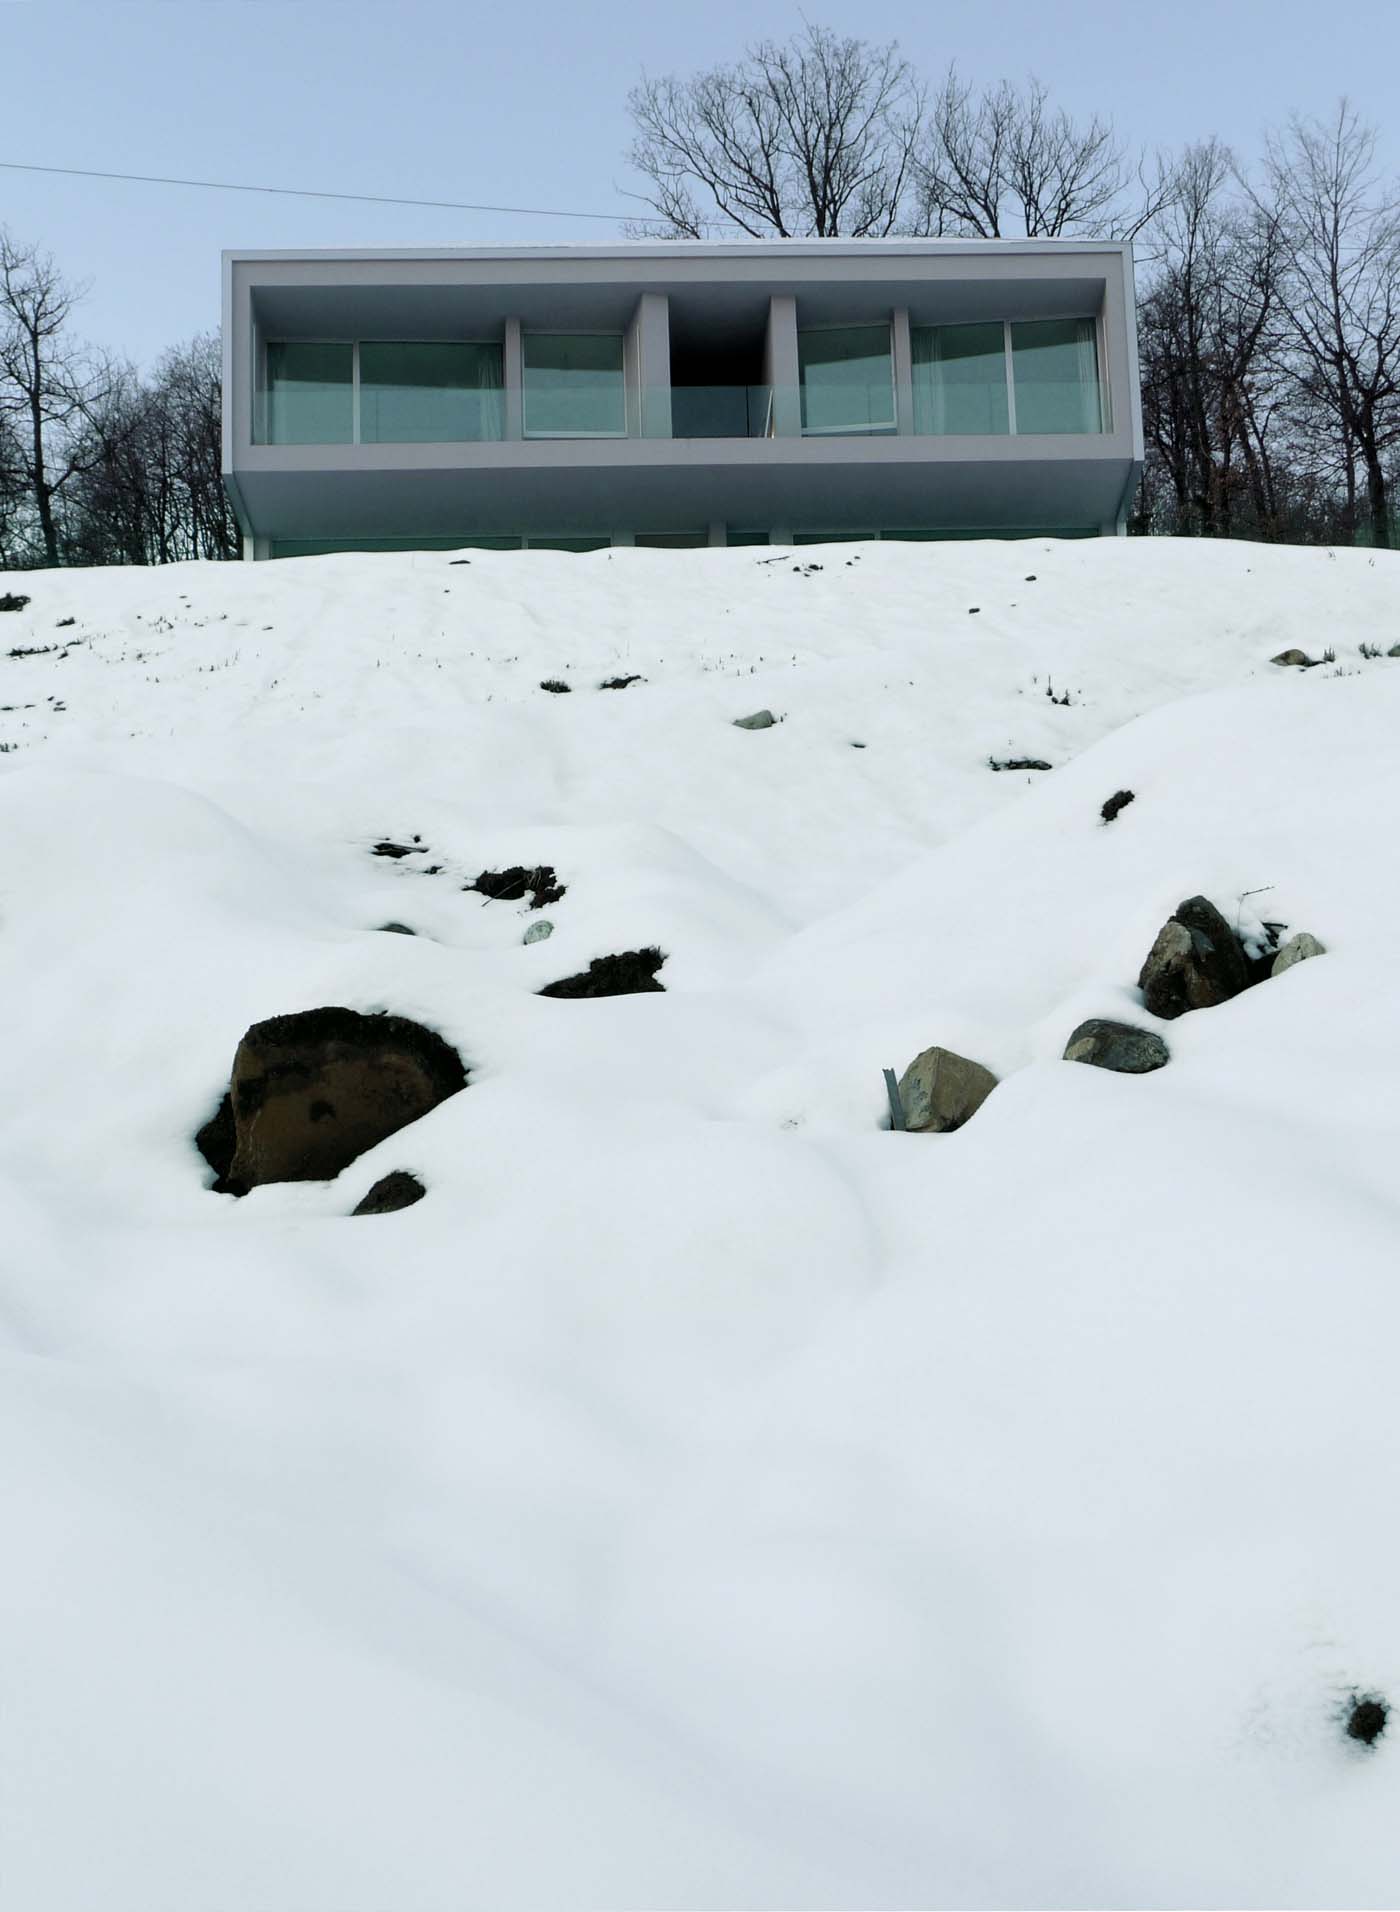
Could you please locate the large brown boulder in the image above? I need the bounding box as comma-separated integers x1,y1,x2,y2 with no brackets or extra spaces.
1137,896,1252,1020
202,1007,466,1195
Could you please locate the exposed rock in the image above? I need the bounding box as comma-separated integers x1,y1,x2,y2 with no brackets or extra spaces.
1272,931,1326,975
195,1092,236,1181
989,756,1052,772
1389,645,1400,659
600,674,643,690
1063,1019,1170,1074
733,709,776,730
377,922,416,935
352,1170,426,1216
371,840,424,859
469,865,565,909
539,948,665,998
208,1007,466,1195
540,679,571,693
1270,648,1316,667
895,1046,998,1134
0,593,30,613
523,918,554,944
1138,896,1252,1020
1347,1696,1388,1746
1101,788,1135,823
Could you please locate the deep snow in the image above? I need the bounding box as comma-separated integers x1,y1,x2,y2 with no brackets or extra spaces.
2,536,1399,1909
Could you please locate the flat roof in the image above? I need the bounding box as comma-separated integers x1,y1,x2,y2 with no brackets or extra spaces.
224,237,1133,265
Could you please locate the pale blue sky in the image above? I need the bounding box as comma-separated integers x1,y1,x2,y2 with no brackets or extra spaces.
3,0,1396,367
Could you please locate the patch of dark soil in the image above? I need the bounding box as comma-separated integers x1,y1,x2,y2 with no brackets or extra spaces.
540,679,571,693
7,644,56,660
0,593,30,614
989,756,1052,772
1101,789,1136,822
469,865,566,909
195,1092,236,1182
371,838,425,859
56,616,76,628
1347,1696,1388,1746
599,674,643,690
539,947,666,998
352,1170,427,1215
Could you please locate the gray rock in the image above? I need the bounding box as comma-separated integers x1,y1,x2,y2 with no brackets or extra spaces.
1270,648,1316,667
1064,1019,1170,1074
1272,931,1326,975
523,918,554,944
896,1046,998,1133
377,922,416,935
733,709,776,730
1388,645,1400,659
1138,895,1252,1020
352,1170,426,1216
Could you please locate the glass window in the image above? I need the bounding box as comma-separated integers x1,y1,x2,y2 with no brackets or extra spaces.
911,324,1009,435
265,342,352,444
1011,319,1103,434
726,530,770,546
359,342,504,443
525,536,611,552
635,531,707,548
798,325,894,434
523,335,626,436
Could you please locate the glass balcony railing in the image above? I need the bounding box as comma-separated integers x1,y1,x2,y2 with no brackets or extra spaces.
668,385,775,438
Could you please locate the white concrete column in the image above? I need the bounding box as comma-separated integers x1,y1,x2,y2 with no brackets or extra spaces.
624,293,672,438
503,318,524,440
892,307,914,435
763,294,801,437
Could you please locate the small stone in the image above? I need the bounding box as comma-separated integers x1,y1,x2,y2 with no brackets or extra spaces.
352,1170,426,1215
1388,645,1400,659
733,709,776,730
1064,1019,1170,1074
523,918,554,944
1347,1697,1388,1746
1272,931,1326,975
377,922,416,935
895,1046,998,1134
1100,789,1135,823
1270,648,1315,667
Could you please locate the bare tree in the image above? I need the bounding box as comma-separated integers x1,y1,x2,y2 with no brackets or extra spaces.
916,70,1149,239
0,230,117,565
1260,103,1400,547
625,25,924,238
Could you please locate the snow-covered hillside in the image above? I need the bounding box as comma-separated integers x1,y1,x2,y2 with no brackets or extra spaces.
3,536,1399,1910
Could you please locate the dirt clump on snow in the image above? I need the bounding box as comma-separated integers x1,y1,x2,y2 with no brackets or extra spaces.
469,865,566,908
539,948,666,998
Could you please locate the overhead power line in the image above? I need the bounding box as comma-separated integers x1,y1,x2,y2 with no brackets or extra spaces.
0,157,693,228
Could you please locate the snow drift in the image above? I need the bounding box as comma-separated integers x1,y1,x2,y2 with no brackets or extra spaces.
2,535,1399,1909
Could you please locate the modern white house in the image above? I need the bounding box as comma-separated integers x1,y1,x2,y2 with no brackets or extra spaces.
221,239,1143,556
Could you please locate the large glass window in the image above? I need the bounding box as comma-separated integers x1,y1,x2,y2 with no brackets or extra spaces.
798,325,895,434
911,323,1009,435
1011,319,1103,434
266,342,352,444
359,342,504,443
523,335,626,437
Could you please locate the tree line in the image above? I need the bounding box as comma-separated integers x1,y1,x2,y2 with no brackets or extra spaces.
2,24,1397,566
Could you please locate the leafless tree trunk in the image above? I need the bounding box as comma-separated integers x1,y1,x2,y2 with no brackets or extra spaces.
0,230,117,566
915,70,1161,239
625,25,923,238
1260,103,1400,548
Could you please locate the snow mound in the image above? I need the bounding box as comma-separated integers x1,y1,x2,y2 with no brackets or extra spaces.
3,536,1400,1909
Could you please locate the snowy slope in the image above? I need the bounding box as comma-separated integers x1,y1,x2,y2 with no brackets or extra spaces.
2,537,1399,1909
